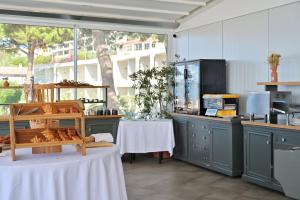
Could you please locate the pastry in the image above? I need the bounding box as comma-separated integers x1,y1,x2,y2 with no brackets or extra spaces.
67,128,77,137
0,135,10,144
30,136,45,143
71,135,81,140
41,128,61,142
42,104,57,114
58,129,71,141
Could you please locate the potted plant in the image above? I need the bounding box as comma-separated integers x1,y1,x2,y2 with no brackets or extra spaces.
129,63,174,119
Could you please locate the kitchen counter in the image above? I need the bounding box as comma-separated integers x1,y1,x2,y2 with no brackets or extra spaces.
171,113,240,123
242,121,300,131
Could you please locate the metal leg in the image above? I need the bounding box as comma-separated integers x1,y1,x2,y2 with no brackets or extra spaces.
133,153,136,161
159,152,163,164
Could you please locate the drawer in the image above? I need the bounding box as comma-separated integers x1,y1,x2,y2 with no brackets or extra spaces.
274,131,300,147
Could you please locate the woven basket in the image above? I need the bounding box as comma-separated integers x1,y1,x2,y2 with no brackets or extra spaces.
30,120,59,129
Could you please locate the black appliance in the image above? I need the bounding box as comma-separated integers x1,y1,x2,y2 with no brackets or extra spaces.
173,59,226,115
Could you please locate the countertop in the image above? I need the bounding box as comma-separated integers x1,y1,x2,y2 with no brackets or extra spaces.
242,121,300,131
171,113,240,123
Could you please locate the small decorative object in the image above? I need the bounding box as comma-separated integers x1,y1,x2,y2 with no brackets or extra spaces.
104,109,111,115
2,77,9,88
268,53,281,82
112,109,118,115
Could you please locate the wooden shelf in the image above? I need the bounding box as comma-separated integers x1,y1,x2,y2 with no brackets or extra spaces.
257,82,300,86
16,140,83,148
0,84,110,89
0,86,23,89
14,113,83,121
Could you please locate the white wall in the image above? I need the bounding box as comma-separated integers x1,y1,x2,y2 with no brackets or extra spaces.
172,1,300,114
178,0,299,31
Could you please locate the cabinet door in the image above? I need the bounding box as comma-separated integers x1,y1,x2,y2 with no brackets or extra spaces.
189,119,210,165
188,119,200,163
245,127,272,181
173,117,188,161
210,123,231,169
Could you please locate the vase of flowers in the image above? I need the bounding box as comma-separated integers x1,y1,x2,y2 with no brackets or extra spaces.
268,53,281,82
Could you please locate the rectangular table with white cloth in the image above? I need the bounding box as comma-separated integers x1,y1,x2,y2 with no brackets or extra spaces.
116,119,175,163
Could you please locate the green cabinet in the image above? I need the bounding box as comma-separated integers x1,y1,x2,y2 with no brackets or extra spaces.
244,127,272,181
188,119,210,166
85,118,119,143
173,116,188,161
60,118,120,143
172,114,243,177
0,121,29,136
210,123,231,171
242,125,283,192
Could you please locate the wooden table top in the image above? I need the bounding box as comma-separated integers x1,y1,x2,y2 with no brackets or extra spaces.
242,121,300,131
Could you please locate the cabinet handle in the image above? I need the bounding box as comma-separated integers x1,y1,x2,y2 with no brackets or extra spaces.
266,140,270,145
192,133,195,137
202,125,206,129
88,127,92,133
192,124,195,128
203,136,206,140
208,130,211,134
281,138,286,143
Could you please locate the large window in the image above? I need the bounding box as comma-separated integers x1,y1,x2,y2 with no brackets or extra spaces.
0,22,167,116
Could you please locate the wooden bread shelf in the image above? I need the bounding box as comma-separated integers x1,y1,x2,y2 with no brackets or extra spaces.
9,101,87,161
257,82,300,86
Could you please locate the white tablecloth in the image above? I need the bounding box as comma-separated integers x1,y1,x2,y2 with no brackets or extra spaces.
116,119,175,155
0,145,127,200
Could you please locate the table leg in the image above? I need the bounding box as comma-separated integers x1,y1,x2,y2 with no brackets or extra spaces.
159,152,163,164
130,153,133,164
133,153,136,161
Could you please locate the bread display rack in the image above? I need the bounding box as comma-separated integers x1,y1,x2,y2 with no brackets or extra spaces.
9,101,86,161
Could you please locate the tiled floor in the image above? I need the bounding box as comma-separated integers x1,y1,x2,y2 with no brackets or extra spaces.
123,155,290,200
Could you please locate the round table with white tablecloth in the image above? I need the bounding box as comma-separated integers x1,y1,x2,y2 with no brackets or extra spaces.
0,145,127,200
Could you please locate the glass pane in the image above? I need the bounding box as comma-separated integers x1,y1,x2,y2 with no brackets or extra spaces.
186,62,200,111
174,64,186,110
0,23,75,107
77,29,167,114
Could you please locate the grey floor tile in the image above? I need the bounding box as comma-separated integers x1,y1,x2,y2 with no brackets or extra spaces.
123,155,288,200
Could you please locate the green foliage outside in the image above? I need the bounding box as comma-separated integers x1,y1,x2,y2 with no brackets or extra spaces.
117,95,136,119
0,80,23,115
77,50,97,60
0,52,27,67
130,63,174,119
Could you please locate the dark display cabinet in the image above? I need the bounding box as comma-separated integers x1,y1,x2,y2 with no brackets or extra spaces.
174,59,226,115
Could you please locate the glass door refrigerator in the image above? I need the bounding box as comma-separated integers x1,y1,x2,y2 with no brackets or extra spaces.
174,59,226,115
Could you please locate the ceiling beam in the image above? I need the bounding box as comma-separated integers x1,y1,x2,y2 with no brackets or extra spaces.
0,3,177,23
33,0,189,15
152,0,206,6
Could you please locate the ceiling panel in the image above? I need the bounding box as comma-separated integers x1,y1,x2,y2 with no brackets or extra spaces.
0,0,212,28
